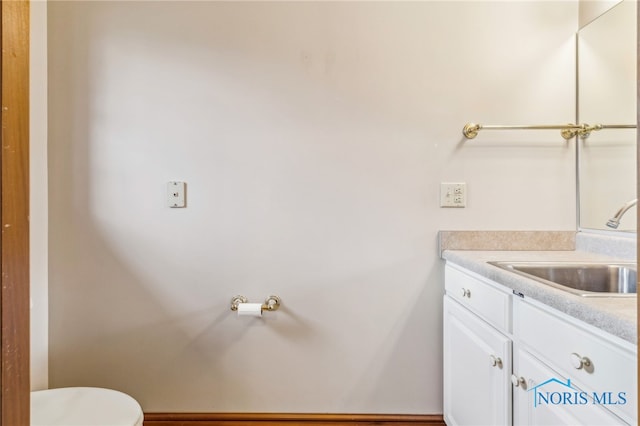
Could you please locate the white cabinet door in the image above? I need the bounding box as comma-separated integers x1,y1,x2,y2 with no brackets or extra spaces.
513,346,627,426
443,296,512,426
514,297,636,424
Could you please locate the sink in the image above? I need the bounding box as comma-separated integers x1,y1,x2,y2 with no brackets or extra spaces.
488,261,637,297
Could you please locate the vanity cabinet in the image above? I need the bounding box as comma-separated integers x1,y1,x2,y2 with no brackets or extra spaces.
444,263,637,426
512,345,625,425
443,265,513,426
513,297,636,425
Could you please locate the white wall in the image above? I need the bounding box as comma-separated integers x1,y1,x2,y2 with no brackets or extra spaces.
579,0,621,28
48,1,577,413
31,0,48,391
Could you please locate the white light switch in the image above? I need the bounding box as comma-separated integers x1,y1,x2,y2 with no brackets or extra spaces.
167,181,186,208
440,182,466,208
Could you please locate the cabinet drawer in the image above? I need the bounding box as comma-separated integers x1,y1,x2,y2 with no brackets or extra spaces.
445,264,510,332
514,299,636,424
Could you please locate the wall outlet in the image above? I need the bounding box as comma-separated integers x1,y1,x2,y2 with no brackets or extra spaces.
440,182,466,208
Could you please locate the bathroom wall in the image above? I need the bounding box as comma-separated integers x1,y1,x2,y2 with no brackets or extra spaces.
48,1,577,413
31,0,48,391
579,0,621,27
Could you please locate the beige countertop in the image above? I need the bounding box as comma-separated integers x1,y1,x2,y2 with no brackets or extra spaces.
442,249,637,345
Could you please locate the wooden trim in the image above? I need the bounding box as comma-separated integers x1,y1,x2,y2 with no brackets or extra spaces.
0,0,30,425
143,413,445,426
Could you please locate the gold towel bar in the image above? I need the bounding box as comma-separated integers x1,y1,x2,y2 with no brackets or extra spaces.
463,123,636,140
576,124,637,139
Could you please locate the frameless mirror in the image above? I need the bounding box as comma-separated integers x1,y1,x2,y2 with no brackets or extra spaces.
578,0,637,232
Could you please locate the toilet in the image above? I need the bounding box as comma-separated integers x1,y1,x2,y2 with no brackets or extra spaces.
31,387,143,426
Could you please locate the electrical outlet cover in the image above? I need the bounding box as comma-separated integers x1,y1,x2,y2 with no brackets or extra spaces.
440,182,466,208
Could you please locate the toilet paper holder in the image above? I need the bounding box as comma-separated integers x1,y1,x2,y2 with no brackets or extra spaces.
230,295,281,312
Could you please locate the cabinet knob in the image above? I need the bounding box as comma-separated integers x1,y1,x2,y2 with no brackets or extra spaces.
489,355,502,368
461,288,471,298
511,374,526,389
570,353,592,371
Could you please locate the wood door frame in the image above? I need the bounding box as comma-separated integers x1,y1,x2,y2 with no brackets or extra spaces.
1,0,30,424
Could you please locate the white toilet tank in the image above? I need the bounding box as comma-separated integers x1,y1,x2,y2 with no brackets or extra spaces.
31,387,143,426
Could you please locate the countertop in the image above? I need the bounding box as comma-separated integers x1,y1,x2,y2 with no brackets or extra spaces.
442,249,637,345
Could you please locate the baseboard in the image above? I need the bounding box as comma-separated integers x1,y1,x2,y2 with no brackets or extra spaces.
143,412,445,426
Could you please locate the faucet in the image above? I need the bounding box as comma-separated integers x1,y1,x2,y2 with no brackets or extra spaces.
606,198,638,229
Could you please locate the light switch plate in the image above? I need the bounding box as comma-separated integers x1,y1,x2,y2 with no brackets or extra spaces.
167,181,186,208
440,182,466,208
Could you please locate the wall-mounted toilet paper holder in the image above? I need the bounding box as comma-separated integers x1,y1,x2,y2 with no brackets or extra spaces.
230,295,281,312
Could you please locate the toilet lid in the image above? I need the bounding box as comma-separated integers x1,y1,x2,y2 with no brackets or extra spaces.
31,387,143,426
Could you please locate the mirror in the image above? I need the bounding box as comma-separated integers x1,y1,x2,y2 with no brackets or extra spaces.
578,0,637,232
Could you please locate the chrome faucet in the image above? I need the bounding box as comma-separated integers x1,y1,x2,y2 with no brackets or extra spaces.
606,198,638,229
